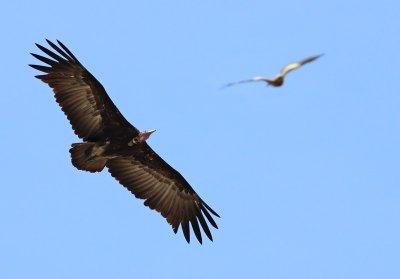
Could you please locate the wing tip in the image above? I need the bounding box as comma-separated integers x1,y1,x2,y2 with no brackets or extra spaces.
201,199,220,218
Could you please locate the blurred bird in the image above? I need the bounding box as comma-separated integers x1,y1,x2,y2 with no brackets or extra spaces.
223,54,323,88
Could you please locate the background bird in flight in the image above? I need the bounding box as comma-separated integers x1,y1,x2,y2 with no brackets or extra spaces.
223,54,323,88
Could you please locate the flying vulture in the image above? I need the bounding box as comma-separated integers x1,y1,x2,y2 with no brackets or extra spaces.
224,54,323,88
29,39,219,244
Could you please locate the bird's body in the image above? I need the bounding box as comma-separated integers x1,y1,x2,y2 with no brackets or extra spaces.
30,40,219,244
224,54,323,88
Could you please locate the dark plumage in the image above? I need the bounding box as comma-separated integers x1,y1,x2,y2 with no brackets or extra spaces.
30,39,219,244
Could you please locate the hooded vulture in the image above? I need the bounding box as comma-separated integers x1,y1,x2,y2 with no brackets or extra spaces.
29,39,219,244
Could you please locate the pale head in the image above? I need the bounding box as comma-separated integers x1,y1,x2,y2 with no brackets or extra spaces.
138,129,156,142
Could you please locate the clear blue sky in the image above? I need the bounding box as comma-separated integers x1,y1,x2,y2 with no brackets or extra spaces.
1,1,399,278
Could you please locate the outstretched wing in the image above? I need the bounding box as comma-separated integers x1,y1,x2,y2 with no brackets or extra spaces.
30,39,139,141
280,54,323,77
221,76,269,89
107,143,219,244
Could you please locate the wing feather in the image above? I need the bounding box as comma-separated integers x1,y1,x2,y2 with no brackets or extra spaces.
106,145,219,244
30,39,139,141
280,54,323,77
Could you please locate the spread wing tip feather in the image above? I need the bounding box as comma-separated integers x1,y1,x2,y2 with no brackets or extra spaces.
201,199,220,218
200,204,219,229
169,202,217,244
29,64,51,73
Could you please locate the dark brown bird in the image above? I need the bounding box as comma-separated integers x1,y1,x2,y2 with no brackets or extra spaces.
224,54,323,88
29,39,219,244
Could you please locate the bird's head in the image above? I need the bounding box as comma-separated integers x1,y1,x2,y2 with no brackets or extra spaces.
138,129,156,142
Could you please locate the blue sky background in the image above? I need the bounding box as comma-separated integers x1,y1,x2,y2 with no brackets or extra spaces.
1,1,399,278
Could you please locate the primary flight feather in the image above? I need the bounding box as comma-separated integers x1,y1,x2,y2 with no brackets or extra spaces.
29,39,219,244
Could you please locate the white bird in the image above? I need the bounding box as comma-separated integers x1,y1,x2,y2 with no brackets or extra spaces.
223,54,323,88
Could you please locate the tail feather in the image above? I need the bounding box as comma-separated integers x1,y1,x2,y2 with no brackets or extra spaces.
69,143,107,173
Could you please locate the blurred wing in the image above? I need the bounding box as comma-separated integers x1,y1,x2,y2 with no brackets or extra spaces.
280,54,323,77
107,144,219,244
29,39,139,141
221,76,268,89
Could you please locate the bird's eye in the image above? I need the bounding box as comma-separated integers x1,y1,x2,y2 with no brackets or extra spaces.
128,137,139,146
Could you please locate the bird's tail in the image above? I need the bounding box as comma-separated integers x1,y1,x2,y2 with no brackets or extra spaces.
69,143,108,173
